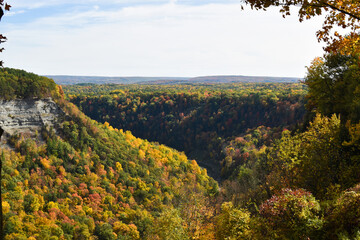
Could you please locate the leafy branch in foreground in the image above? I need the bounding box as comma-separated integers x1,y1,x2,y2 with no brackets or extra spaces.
241,0,360,52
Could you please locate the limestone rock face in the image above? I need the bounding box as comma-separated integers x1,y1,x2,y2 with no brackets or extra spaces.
0,98,64,136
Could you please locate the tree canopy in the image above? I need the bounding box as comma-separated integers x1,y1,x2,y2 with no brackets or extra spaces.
0,68,61,100
305,53,360,123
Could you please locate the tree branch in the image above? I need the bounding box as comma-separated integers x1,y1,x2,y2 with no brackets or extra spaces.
316,0,360,21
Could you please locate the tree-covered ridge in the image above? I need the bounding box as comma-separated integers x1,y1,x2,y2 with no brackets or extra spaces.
63,82,307,96
64,83,306,179
0,73,218,239
0,68,61,100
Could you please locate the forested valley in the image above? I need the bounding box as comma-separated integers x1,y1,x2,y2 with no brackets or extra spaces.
65,83,306,180
61,51,360,240
3,42,360,240
2,0,360,239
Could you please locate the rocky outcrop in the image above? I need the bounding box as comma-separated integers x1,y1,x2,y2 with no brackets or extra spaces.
0,98,64,137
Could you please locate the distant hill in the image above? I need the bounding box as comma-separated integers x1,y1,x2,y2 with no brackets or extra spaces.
46,75,190,85
47,75,301,85
189,75,300,83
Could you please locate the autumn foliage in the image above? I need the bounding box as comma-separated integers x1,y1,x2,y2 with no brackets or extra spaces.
0,69,219,239
65,83,306,179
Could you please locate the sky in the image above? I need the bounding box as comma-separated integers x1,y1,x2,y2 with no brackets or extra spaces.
1,0,326,78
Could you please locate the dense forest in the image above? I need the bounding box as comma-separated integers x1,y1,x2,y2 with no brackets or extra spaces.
65,83,306,179
61,50,360,239
2,54,360,239
0,69,218,239
0,68,58,100
2,0,360,239
62,54,360,239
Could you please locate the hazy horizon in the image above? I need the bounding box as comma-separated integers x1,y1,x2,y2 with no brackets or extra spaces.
45,73,301,78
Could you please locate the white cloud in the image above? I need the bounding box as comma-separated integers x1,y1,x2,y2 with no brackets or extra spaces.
6,10,25,16
10,0,170,9
3,2,325,77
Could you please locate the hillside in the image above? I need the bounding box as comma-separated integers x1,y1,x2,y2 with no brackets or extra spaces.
3,64,360,239
0,68,218,239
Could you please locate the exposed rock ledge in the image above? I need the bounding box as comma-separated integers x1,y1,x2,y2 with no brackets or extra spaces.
0,98,64,138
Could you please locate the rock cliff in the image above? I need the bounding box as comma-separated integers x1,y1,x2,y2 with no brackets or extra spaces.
0,98,64,139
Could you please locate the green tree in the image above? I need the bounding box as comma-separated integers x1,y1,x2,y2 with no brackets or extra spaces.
215,202,252,240
151,208,189,240
95,223,115,240
266,114,345,198
305,54,360,123
325,184,360,239
74,224,92,240
23,194,42,213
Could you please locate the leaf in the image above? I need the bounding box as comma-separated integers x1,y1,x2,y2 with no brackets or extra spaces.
5,3,10,11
